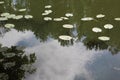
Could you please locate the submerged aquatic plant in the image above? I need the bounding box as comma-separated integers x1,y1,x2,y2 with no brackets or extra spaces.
59,35,72,40
63,24,74,28
92,27,102,33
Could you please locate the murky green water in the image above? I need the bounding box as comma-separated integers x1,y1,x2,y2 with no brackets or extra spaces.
0,0,120,80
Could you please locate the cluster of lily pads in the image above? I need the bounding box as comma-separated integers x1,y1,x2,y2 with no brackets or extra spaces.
42,5,74,21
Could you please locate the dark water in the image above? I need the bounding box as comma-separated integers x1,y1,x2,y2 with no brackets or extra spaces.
0,0,120,80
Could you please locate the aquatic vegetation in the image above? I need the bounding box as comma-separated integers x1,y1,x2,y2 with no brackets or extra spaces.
114,18,120,21
0,1,4,4
45,5,52,8
65,13,73,17
104,24,113,29
81,17,94,21
25,15,33,19
0,17,8,21
1,13,10,17
96,14,105,18
42,12,49,16
18,8,27,12
92,27,102,33
63,24,74,28
61,17,69,20
4,23,15,28
59,35,72,40
13,15,23,19
44,10,53,14
6,14,16,19
44,17,52,21
53,18,63,21
98,36,110,41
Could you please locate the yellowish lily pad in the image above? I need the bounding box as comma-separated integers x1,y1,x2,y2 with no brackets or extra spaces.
59,35,72,40
81,17,94,21
63,24,74,28
92,27,102,33
98,36,110,41
5,23,15,28
104,24,113,29
24,15,33,19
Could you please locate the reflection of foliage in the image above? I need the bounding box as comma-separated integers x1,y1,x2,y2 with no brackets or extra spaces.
0,45,36,80
83,39,108,50
58,39,74,47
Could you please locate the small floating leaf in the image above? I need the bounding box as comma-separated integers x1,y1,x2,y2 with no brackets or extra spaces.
96,14,105,18
6,14,16,18
0,1,4,4
61,17,69,20
18,8,26,12
24,15,33,19
63,24,74,28
65,13,73,17
5,23,15,28
98,36,110,41
114,18,120,21
53,18,63,21
45,5,52,8
42,12,49,16
44,10,52,14
92,27,102,33
1,13,10,17
44,17,52,21
59,35,72,40
0,17,8,21
104,24,113,29
81,17,94,21
13,15,23,19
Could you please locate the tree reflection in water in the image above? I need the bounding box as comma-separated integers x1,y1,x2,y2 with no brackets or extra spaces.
0,45,36,80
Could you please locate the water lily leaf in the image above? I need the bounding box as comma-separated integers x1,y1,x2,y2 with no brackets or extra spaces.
114,18,120,21
92,27,102,33
18,8,26,12
44,10,52,14
12,15,23,19
5,23,15,28
6,14,16,19
81,17,94,21
104,24,113,29
63,24,74,28
45,5,52,8
61,17,69,20
24,15,33,19
98,36,110,41
0,17,8,21
53,18,63,21
65,13,73,17
1,13,10,17
0,1,4,4
44,17,52,21
96,14,105,18
59,35,72,40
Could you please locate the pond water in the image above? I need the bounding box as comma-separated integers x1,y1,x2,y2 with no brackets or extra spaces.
0,0,120,80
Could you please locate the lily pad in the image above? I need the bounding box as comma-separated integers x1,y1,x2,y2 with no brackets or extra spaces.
44,17,52,21
18,8,26,12
104,24,113,29
61,17,69,20
53,18,63,21
81,17,94,21
25,15,33,19
114,18,120,21
42,12,49,16
44,10,52,14
0,17,8,21
6,14,16,18
45,5,52,8
1,13,10,17
92,27,102,33
13,15,23,19
98,36,110,41
63,24,74,28
59,35,72,40
0,1,4,4
65,13,73,17
5,23,15,28
96,14,105,18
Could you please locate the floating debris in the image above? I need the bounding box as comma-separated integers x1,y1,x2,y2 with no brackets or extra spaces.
5,23,15,28
81,17,94,21
1,12,10,17
63,24,74,28
61,17,69,20
0,17,8,21
65,13,73,17
96,14,105,18
114,18,120,21
44,17,52,21
0,1,4,4
13,15,23,19
59,35,72,40
98,36,110,41
104,24,113,29
6,14,16,19
25,15,33,19
53,18,63,21
45,5,52,8
18,8,26,12
92,27,102,33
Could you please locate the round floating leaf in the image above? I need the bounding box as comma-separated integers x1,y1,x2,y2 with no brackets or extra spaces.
98,36,110,41
18,8,26,12
44,17,52,21
114,18,120,21
96,14,105,18
0,1,4,4
5,23,15,28
65,13,73,17
6,14,16,19
44,10,52,14
45,5,52,8
81,17,94,21
63,24,74,28
24,15,33,19
92,27,102,33
53,18,63,21
0,17,8,21
59,35,72,40
1,13,10,17
42,12,49,16
104,24,113,29
13,15,23,19
61,17,69,20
